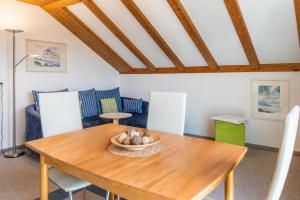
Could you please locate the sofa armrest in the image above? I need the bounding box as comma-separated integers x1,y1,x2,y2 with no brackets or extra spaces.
141,100,149,113
25,104,43,141
121,97,149,113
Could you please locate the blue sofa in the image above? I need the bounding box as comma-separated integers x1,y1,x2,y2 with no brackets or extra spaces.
25,97,149,141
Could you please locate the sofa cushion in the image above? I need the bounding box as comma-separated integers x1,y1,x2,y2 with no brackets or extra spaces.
95,87,122,112
122,97,149,114
123,98,143,114
78,89,99,118
82,116,112,128
100,98,118,113
32,88,68,111
119,113,148,128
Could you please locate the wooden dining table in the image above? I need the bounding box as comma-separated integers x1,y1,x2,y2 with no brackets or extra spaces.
26,124,247,200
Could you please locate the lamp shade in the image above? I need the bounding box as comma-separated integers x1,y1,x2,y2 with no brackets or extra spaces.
4,29,23,33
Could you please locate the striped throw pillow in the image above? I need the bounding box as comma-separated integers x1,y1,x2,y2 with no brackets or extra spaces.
78,89,99,118
95,87,122,113
123,98,143,114
32,88,68,111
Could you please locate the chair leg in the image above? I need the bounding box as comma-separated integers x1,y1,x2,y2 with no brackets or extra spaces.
83,187,86,200
69,191,73,200
106,191,110,200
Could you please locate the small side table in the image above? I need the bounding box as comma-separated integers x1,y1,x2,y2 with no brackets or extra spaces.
211,115,248,146
100,112,132,124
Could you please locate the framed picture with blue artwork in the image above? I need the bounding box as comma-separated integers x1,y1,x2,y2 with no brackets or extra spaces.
26,39,67,72
251,79,289,121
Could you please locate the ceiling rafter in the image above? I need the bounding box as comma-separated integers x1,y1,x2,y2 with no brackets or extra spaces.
224,0,260,68
83,0,156,71
167,0,218,70
43,0,82,11
52,8,130,71
121,0,185,71
127,63,300,74
47,7,132,73
17,0,53,6
295,0,300,46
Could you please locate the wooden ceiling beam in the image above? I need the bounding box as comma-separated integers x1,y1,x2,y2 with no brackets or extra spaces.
121,0,185,71
167,0,218,70
43,0,82,11
83,0,156,71
17,0,53,6
50,9,123,70
47,7,132,73
224,0,260,68
125,63,300,74
295,0,300,46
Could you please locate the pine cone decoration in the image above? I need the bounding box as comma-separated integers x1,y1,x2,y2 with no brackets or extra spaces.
123,137,131,145
131,135,142,145
148,136,154,143
143,131,151,137
118,132,128,144
142,136,151,144
128,129,140,138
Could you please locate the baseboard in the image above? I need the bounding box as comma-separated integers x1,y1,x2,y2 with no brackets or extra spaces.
184,133,300,156
185,133,214,141
0,145,26,155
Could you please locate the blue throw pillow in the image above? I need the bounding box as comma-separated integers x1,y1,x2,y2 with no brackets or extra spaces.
78,89,99,118
95,87,122,113
123,98,143,114
32,88,68,111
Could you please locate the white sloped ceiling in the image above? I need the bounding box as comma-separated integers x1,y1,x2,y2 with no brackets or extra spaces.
94,0,174,68
238,0,300,63
134,0,207,67
181,0,249,65
68,0,300,68
69,3,147,69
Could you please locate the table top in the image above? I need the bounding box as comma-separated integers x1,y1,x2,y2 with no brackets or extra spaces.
100,112,132,120
211,115,248,124
26,124,247,200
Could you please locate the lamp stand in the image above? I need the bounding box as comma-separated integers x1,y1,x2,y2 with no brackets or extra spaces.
3,29,25,158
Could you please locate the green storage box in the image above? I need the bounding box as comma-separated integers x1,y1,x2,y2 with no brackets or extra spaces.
211,115,248,146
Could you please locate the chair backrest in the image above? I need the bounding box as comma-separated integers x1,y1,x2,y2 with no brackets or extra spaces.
266,106,300,200
39,91,83,137
147,91,187,135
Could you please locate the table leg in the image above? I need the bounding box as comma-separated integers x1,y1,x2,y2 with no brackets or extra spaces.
40,154,48,200
110,193,115,200
225,170,234,200
113,119,119,124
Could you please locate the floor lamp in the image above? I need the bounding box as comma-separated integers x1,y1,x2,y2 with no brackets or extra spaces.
4,29,38,158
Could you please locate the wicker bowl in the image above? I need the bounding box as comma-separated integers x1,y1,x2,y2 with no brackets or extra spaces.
111,134,161,151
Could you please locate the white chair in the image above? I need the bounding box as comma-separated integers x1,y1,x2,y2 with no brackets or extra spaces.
39,91,91,200
205,106,299,200
266,105,300,200
147,91,187,135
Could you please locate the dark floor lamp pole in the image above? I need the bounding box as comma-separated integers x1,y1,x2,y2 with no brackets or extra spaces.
3,29,38,158
3,29,24,158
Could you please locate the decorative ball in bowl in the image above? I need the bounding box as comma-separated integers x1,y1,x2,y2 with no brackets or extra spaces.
111,129,160,151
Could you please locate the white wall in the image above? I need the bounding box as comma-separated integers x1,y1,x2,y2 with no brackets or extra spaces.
0,0,120,149
0,0,299,153
120,72,300,151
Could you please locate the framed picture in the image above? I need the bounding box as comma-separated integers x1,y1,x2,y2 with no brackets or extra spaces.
251,79,289,121
26,39,67,72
